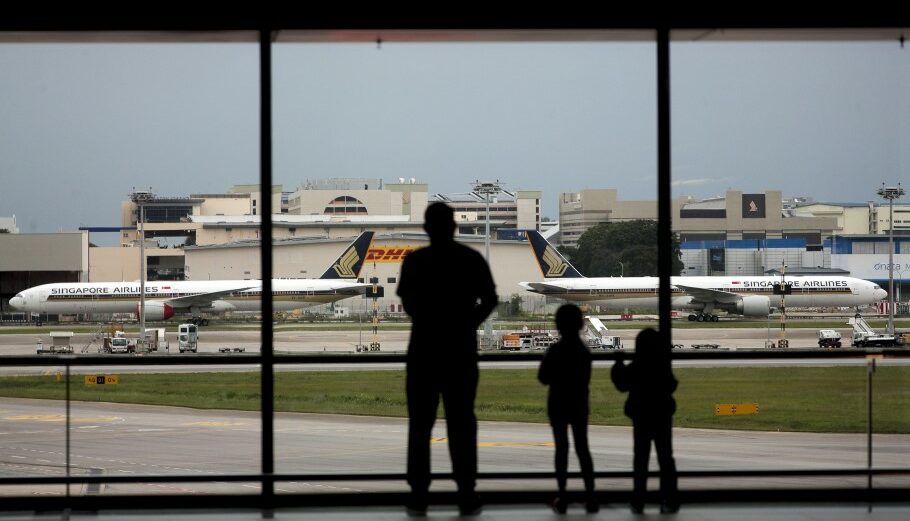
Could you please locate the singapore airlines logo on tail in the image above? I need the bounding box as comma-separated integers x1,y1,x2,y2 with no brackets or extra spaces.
332,248,361,278
543,246,570,277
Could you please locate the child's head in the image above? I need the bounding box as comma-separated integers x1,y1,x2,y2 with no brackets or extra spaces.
555,304,583,337
634,328,669,364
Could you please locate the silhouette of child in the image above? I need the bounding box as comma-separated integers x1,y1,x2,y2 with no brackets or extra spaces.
611,328,679,514
538,304,597,514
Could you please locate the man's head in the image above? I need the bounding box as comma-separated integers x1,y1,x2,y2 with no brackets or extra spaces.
555,304,583,337
423,202,456,244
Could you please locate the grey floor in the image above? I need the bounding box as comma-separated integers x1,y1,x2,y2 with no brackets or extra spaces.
3,504,910,521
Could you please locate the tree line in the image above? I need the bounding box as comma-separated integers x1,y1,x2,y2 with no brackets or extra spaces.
557,220,684,277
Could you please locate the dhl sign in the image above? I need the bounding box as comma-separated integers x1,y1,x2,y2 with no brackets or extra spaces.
366,246,418,263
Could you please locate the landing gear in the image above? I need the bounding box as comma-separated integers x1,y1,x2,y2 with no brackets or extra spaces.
190,317,209,326
688,313,719,322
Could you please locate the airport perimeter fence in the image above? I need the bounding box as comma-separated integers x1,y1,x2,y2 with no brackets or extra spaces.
0,348,908,511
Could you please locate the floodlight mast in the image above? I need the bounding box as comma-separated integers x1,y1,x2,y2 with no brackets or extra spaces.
130,188,155,342
471,180,503,338
877,183,904,335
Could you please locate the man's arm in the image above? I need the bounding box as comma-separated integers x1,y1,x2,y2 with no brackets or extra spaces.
537,349,553,385
473,254,497,328
396,255,420,319
611,360,630,392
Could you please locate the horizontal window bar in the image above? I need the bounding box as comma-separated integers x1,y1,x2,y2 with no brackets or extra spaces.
2,468,907,486
0,349,908,366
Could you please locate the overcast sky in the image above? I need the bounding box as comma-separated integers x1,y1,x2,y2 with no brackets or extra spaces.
1,39,908,243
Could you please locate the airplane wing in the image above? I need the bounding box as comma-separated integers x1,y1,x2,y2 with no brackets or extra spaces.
674,284,741,304
522,282,572,294
164,287,257,308
328,283,371,295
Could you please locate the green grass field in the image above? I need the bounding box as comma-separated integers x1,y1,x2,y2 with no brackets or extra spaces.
0,367,907,433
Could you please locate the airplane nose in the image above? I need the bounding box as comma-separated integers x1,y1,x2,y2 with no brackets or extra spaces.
9,296,25,310
874,288,888,301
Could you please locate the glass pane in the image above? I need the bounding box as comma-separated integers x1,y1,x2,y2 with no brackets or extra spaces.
271,33,658,495
0,365,67,497
0,39,262,496
873,358,910,489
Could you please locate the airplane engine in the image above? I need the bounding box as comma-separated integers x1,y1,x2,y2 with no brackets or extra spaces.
136,302,175,321
733,295,771,317
203,300,236,313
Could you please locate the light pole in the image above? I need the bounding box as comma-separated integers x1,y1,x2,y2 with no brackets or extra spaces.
877,183,904,335
618,261,624,277
130,188,154,343
472,180,503,337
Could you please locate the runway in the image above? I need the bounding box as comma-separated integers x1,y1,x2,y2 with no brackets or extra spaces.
1,398,908,496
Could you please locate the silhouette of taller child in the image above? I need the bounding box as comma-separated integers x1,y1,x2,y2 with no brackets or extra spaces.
397,202,497,516
538,304,597,514
611,328,679,514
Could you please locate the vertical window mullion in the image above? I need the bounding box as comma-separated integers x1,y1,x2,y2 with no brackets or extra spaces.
259,28,275,506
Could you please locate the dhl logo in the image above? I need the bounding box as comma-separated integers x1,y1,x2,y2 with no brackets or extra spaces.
366,246,417,263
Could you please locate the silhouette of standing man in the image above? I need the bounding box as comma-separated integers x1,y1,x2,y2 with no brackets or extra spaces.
611,328,679,514
397,202,497,516
538,304,598,514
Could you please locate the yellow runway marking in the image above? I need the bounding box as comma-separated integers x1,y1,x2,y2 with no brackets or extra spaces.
180,421,247,427
3,415,121,423
431,437,554,448
478,441,554,448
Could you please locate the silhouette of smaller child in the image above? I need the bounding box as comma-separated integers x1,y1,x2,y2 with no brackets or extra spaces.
611,328,679,514
538,304,597,514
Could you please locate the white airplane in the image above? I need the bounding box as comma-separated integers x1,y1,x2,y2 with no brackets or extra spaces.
519,231,888,321
9,232,376,325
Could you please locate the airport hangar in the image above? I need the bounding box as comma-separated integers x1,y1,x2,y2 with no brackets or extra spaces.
182,230,549,316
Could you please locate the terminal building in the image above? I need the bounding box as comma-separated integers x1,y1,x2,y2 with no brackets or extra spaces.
558,189,838,248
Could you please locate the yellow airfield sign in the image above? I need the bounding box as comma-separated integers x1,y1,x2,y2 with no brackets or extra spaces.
84,375,119,385
714,403,759,416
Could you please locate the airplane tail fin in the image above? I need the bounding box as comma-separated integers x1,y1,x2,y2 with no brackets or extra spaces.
526,230,584,278
319,231,375,279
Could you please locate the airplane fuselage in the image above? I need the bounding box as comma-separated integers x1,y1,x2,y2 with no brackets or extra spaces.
520,276,886,314
9,279,368,317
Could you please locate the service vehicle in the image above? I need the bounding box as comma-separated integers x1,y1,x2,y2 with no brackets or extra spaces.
850,314,902,347
817,329,842,348
178,323,198,353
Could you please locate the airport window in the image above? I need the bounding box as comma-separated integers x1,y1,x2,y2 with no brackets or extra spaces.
143,205,193,223
4,23,910,513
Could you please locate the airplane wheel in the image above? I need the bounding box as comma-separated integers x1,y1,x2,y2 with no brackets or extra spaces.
696,314,705,322
711,315,719,322
688,314,696,321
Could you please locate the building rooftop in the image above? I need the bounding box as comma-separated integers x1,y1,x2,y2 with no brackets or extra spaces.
680,197,726,210
189,215,413,226
433,190,519,203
